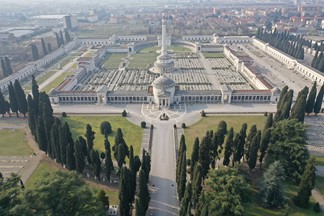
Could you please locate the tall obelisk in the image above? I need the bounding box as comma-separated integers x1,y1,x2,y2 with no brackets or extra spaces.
161,18,167,56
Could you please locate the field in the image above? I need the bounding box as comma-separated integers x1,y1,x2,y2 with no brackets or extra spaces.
184,115,267,157
77,23,149,39
0,129,33,156
202,52,225,58
43,71,73,93
26,159,119,205
24,70,58,92
61,115,143,157
127,52,158,68
140,45,192,53
102,53,127,69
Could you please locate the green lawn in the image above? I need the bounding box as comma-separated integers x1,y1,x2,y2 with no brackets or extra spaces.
184,115,266,157
140,45,192,53
0,129,33,156
102,54,127,69
315,156,324,166
128,52,158,68
316,175,324,197
202,52,225,58
24,70,58,92
43,71,73,93
61,116,143,157
26,160,119,205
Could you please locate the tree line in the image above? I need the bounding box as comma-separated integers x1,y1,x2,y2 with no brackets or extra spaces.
255,28,306,60
175,84,322,215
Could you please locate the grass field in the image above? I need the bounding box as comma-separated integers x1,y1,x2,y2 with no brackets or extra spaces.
140,46,192,53
61,116,143,157
24,70,58,92
102,53,127,69
184,115,266,157
316,175,324,197
202,52,225,58
43,71,73,93
315,156,324,166
128,52,158,68
26,159,119,205
0,129,33,156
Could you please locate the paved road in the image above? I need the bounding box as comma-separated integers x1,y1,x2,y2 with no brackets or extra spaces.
148,121,179,216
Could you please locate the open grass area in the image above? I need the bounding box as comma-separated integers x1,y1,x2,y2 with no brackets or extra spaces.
315,156,324,166
61,116,143,157
26,159,119,205
77,23,148,38
202,52,225,58
184,115,266,157
316,175,324,197
60,56,75,68
140,45,192,53
43,71,73,93
0,129,33,156
24,70,58,92
128,52,158,68
102,53,127,69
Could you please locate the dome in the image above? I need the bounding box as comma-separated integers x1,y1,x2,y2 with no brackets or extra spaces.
152,75,176,90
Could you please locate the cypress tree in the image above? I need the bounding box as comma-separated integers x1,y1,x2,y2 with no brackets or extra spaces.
5,101,11,117
314,52,322,69
135,198,144,216
210,132,219,169
138,169,150,212
178,150,187,201
59,31,65,45
264,113,273,131
79,136,87,158
305,82,317,115
223,127,234,166
55,32,61,47
238,123,247,162
248,135,259,171
59,125,67,166
104,138,114,181
14,80,27,117
117,143,126,169
279,89,294,120
52,118,61,163
65,122,75,170
198,136,210,178
290,87,308,122
177,134,186,187
128,145,136,202
4,57,12,75
277,86,288,110
85,124,95,163
311,50,318,67
314,84,324,115
41,38,48,56
190,137,199,180
141,148,151,182
259,129,271,168
1,58,7,77
232,133,241,166
293,157,316,208
36,117,47,152
192,163,203,208
41,93,54,147
119,167,132,216
179,182,192,216
47,43,52,53
318,56,324,72
31,43,39,61
27,95,36,134
8,82,18,117
74,139,85,174
64,29,71,42
31,75,39,116
245,125,257,161
49,124,56,159
0,91,6,117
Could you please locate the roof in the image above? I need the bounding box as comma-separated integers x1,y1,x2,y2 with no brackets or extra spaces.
152,75,176,90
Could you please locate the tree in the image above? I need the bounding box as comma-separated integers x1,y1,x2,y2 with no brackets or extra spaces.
248,135,258,171
100,121,112,137
178,150,187,201
203,168,250,216
314,84,324,115
47,43,52,53
5,101,11,117
135,198,144,216
138,169,150,212
36,117,47,152
104,138,114,181
218,120,227,135
199,135,211,178
1,58,7,77
279,89,294,121
0,91,6,117
97,189,109,209
85,124,95,163
41,38,48,56
59,30,65,45
277,86,288,110
264,113,273,131
74,139,85,174
8,82,18,117
190,137,199,180
306,82,317,115
31,43,39,61
64,29,71,42
4,57,13,75
116,143,127,169
271,119,306,144
14,80,27,117
141,148,151,182
11,171,105,215
223,127,234,166
192,163,203,208
179,182,192,216
31,75,39,116
293,157,316,208
177,134,186,188
259,128,271,168
260,161,285,208
119,167,132,216
290,87,308,122
128,145,136,202
55,32,61,47
245,125,257,161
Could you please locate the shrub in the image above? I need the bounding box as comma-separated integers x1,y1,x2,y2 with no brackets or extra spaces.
201,110,206,117
313,202,321,213
62,112,67,117
264,112,268,116
122,110,127,117
173,124,177,129
100,121,112,136
141,121,146,128
181,123,187,129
